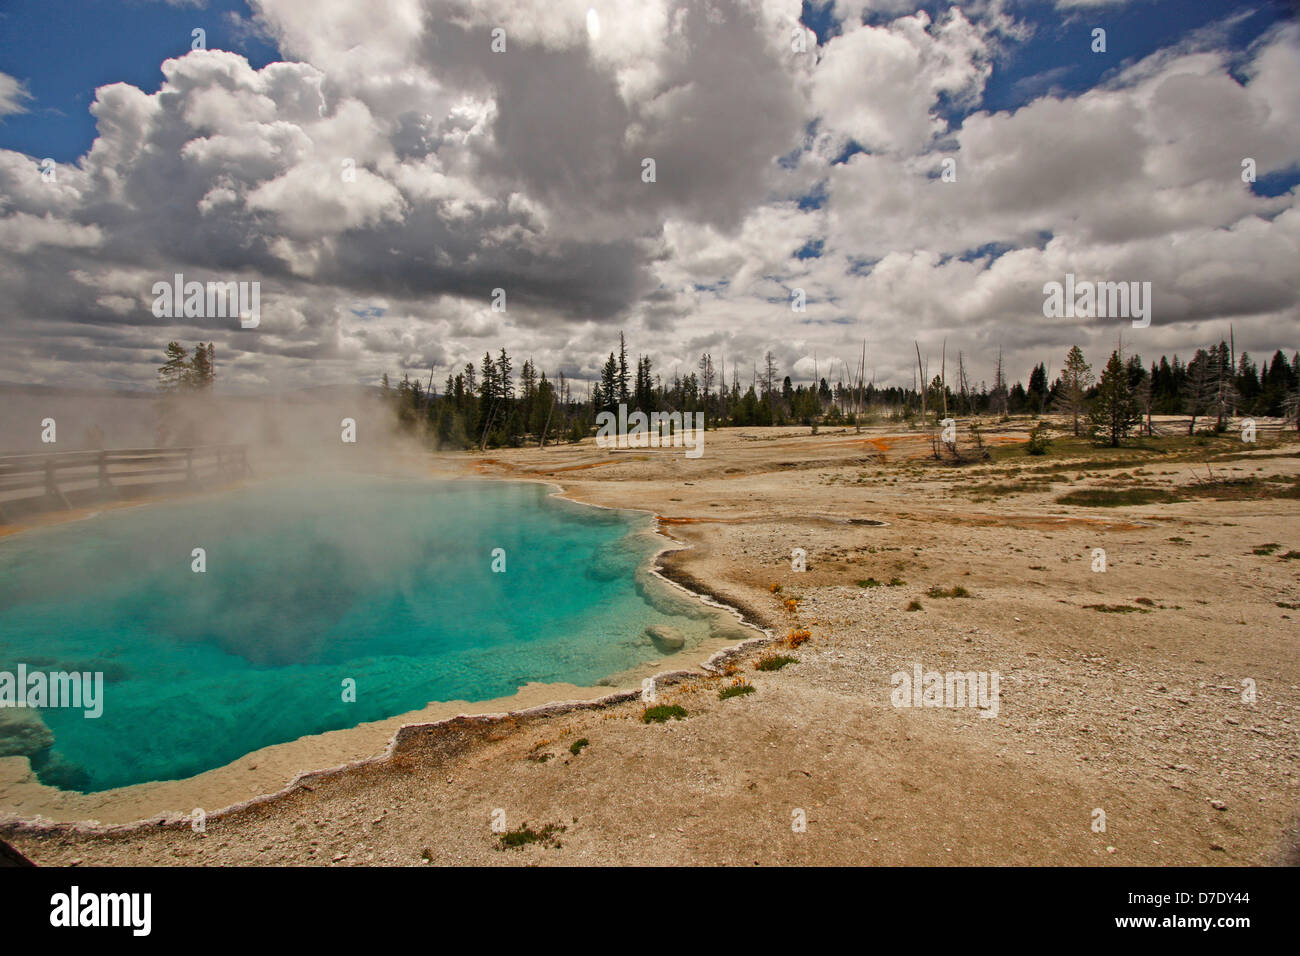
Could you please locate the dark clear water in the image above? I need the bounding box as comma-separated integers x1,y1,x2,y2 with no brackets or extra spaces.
0,477,720,792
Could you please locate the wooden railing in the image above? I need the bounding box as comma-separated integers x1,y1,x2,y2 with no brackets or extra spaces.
0,445,251,519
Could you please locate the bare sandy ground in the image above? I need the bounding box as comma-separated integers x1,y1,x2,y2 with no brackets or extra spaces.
3,420,1298,865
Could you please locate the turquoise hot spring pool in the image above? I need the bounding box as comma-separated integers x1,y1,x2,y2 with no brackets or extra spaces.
0,476,732,792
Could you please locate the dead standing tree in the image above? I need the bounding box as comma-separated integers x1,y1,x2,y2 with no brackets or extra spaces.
914,341,928,426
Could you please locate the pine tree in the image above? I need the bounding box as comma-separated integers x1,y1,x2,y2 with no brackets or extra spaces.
1027,362,1047,415
1183,349,1216,435
497,348,513,400
158,342,191,392
617,333,630,405
190,343,213,390
698,353,715,429
478,353,498,448
1054,346,1093,436
1089,350,1139,447
600,352,619,413
532,373,556,446
1208,341,1238,430
634,355,654,413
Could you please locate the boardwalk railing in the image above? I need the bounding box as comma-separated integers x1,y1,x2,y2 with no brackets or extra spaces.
0,444,251,519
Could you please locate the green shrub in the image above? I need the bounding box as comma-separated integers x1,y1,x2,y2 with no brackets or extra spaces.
496,822,566,851
926,585,971,599
756,654,798,672
642,704,687,723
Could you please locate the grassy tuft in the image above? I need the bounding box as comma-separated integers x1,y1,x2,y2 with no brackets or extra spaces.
1083,603,1149,614
926,585,971,599
719,681,756,700
496,822,566,851
642,704,687,723
1056,488,1181,507
756,654,798,671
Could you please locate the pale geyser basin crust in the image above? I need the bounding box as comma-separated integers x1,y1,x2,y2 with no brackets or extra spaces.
3,420,1299,865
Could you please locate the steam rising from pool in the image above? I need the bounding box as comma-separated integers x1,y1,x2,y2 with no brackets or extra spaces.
0,477,728,792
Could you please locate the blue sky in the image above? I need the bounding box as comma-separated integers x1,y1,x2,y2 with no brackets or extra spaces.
0,0,280,162
0,1,1296,391
4,1,1293,164
799,0,1300,195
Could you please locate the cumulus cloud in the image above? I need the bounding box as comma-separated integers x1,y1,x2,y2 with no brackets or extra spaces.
811,8,996,156
0,73,31,119
0,1,1296,395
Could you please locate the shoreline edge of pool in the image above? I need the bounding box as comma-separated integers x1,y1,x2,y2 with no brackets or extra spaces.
0,472,772,830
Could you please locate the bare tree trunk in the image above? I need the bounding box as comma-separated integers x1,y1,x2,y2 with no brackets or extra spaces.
538,395,554,448
940,338,948,419
915,341,927,425
957,351,970,417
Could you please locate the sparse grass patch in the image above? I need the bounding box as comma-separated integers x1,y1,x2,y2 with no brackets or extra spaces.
642,704,687,723
786,627,811,648
1253,543,1281,555
1281,550,1300,560
926,585,971,599
1184,474,1300,501
496,822,566,851
719,680,756,700
1083,603,1150,614
905,599,923,611
1056,488,1181,507
857,577,882,588
569,738,589,755
756,654,798,672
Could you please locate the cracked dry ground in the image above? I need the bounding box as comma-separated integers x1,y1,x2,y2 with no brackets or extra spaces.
7,425,1299,865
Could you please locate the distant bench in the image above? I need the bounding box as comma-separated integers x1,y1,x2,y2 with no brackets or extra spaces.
0,444,251,521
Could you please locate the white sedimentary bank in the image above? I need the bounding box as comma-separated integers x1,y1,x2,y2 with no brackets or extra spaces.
1042,273,1151,329
595,403,705,458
